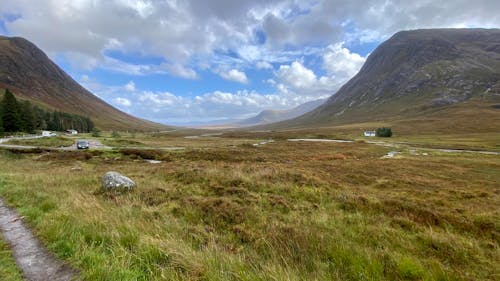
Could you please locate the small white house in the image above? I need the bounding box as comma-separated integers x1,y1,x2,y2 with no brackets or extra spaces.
364,131,376,137
42,131,52,137
67,129,78,135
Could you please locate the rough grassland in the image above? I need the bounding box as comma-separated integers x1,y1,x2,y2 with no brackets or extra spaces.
0,137,498,280
0,238,24,281
5,136,74,147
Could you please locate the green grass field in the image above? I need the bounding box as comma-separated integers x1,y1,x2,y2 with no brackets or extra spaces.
0,132,498,280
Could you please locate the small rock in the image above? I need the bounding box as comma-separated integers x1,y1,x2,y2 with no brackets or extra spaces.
382,151,399,158
101,171,136,192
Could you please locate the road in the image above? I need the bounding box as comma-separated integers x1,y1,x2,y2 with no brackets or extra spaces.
0,134,43,144
0,136,182,151
0,135,44,150
0,135,110,151
60,139,110,151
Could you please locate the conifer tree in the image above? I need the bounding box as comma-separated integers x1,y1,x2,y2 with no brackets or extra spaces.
0,111,3,134
33,106,46,130
0,97,3,134
376,127,393,137
1,89,22,132
20,100,35,133
0,89,94,133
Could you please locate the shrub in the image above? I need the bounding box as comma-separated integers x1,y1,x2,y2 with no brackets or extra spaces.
111,131,121,138
120,148,163,160
376,127,392,137
91,127,101,137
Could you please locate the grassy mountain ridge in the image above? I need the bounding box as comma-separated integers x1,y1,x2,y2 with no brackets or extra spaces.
266,28,500,132
0,36,169,131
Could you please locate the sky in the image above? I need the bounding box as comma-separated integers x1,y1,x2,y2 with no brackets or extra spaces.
0,1,499,125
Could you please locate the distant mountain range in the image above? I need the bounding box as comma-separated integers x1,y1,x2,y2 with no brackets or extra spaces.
195,99,326,129
267,28,500,133
234,99,326,127
0,36,168,131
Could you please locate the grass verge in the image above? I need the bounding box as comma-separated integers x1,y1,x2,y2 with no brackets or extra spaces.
5,136,74,147
0,238,23,281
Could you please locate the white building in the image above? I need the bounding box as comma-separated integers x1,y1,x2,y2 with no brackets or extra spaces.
67,129,78,135
364,131,376,137
42,131,52,137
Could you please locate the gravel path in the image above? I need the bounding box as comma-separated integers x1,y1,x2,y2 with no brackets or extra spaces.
0,198,76,281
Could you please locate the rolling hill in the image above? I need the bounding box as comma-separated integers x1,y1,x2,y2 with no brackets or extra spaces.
267,28,500,133
0,36,169,131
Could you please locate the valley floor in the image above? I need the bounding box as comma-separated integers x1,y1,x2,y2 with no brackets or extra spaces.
0,131,498,280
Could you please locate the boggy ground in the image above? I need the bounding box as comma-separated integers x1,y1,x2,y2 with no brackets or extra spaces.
0,134,498,281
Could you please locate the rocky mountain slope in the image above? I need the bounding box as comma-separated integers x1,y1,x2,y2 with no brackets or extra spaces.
272,28,500,132
0,36,168,131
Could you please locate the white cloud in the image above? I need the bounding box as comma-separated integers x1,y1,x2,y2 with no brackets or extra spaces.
80,74,90,83
265,78,276,85
63,52,100,71
3,0,498,77
274,48,365,99
101,56,155,75
163,63,198,79
124,81,136,92
132,89,294,123
124,0,155,18
114,97,132,107
2,0,500,66
71,57,197,78
256,61,273,69
323,43,366,78
219,69,249,84
277,61,317,90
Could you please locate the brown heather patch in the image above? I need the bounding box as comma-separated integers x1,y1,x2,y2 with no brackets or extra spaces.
119,148,172,161
181,196,252,226
36,151,94,161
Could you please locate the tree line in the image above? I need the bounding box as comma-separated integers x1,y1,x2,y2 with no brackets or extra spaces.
0,89,94,134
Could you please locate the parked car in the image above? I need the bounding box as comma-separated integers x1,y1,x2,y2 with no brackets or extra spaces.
76,140,90,149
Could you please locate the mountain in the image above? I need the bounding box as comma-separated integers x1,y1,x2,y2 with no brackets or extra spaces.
235,98,326,127
0,36,169,131
270,29,500,132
